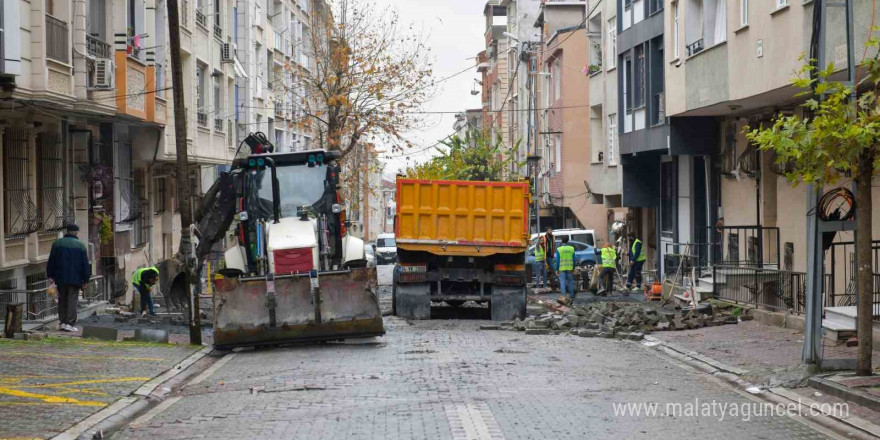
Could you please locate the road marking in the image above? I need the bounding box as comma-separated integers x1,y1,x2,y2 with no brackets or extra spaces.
445,402,505,440
188,353,236,385
1,351,164,362
129,397,182,429
0,387,104,407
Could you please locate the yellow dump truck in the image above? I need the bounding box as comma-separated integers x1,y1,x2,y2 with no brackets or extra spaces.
393,178,530,320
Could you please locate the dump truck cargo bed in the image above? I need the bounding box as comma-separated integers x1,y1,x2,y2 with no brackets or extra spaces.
395,179,530,256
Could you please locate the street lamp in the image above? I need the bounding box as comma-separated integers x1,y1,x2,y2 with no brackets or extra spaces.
527,155,542,235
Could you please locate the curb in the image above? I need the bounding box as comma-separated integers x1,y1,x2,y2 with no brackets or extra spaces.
50,345,214,440
642,336,880,440
809,376,880,414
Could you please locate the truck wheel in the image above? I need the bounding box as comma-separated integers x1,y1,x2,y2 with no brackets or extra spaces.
490,286,527,321
395,283,431,320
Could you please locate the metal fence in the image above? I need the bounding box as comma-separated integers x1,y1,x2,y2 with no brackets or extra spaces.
713,264,807,314
0,275,108,322
823,240,880,321
706,226,780,268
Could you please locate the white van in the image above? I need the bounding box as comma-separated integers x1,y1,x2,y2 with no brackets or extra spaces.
375,233,397,265
530,229,597,248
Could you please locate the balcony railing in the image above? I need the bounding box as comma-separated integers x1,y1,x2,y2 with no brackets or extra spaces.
214,118,224,131
197,111,208,127
46,15,69,64
713,265,807,314
195,10,207,28
86,34,111,59
213,24,223,40
0,275,108,322
686,38,705,57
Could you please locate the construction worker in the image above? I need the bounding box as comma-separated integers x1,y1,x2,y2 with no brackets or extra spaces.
626,233,646,291
541,228,557,289
132,266,160,316
599,243,617,295
533,239,547,289
555,236,576,302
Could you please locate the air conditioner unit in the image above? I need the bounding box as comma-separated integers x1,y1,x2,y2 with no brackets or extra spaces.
91,58,114,89
221,43,234,62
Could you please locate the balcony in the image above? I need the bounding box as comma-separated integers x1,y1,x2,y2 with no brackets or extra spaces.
46,15,69,64
686,38,704,57
197,111,208,127
214,118,224,131
213,24,223,40
195,10,207,28
86,34,111,59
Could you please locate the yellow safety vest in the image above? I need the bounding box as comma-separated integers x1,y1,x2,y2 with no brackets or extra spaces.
534,245,546,262
133,267,159,286
601,247,617,268
558,245,575,271
632,239,647,262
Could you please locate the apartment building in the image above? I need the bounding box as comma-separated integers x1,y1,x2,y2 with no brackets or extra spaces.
663,0,878,305
0,0,325,319
478,1,513,157
234,0,320,154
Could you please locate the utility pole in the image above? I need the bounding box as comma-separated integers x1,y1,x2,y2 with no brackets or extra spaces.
166,0,201,345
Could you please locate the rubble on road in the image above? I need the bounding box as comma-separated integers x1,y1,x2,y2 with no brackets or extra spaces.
512,301,749,341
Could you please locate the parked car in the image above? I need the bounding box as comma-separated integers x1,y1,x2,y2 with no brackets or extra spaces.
376,233,397,265
526,240,597,270
364,244,377,267
529,229,597,248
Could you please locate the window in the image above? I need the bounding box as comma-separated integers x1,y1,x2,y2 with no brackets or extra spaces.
213,74,222,130
234,84,239,121
776,0,788,8
115,131,136,229
88,0,107,41
153,177,167,214
740,0,748,26
131,169,148,248
554,134,562,173
633,44,645,108
672,2,679,58
46,0,55,16
606,18,616,69
552,58,561,100
233,6,237,41
155,64,165,98
4,129,41,238
623,55,632,111
607,114,618,166
196,63,207,126
38,132,66,231
622,0,632,30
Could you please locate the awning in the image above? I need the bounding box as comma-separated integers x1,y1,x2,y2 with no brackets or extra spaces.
234,57,248,78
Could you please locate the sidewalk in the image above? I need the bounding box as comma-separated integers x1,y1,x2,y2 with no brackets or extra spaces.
652,319,880,427
0,336,200,440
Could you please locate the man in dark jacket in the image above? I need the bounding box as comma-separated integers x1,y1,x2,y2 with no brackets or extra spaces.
47,224,91,332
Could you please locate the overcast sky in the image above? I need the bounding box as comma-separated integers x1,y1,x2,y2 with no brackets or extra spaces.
373,0,485,178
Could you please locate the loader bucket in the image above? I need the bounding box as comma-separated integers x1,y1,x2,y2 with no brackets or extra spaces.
212,268,384,349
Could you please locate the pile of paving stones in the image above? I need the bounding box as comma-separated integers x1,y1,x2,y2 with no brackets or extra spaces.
505,302,749,341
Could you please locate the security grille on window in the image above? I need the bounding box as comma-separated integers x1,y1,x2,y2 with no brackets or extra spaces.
38,131,68,231
3,129,42,238
153,176,167,214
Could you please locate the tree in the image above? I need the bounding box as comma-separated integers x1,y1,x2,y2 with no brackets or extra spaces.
406,130,523,182
747,47,880,375
291,0,434,159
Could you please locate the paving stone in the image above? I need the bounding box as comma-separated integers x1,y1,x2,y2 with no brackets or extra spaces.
525,328,552,335
82,325,119,341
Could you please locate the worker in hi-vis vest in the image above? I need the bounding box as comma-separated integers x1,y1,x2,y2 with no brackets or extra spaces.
555,236,577,302
132,267,160,316
598,243,617,295
626,233,647,291
533,239,548,289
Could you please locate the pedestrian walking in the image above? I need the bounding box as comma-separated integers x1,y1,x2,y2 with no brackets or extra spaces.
555,236,576,303
533,240,548,289
132,267,160,316
626,233,646,292
598,243,617,295
46,224,91,332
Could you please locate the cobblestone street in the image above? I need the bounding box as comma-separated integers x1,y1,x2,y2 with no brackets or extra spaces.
0,336,200,439
112,278,839,440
